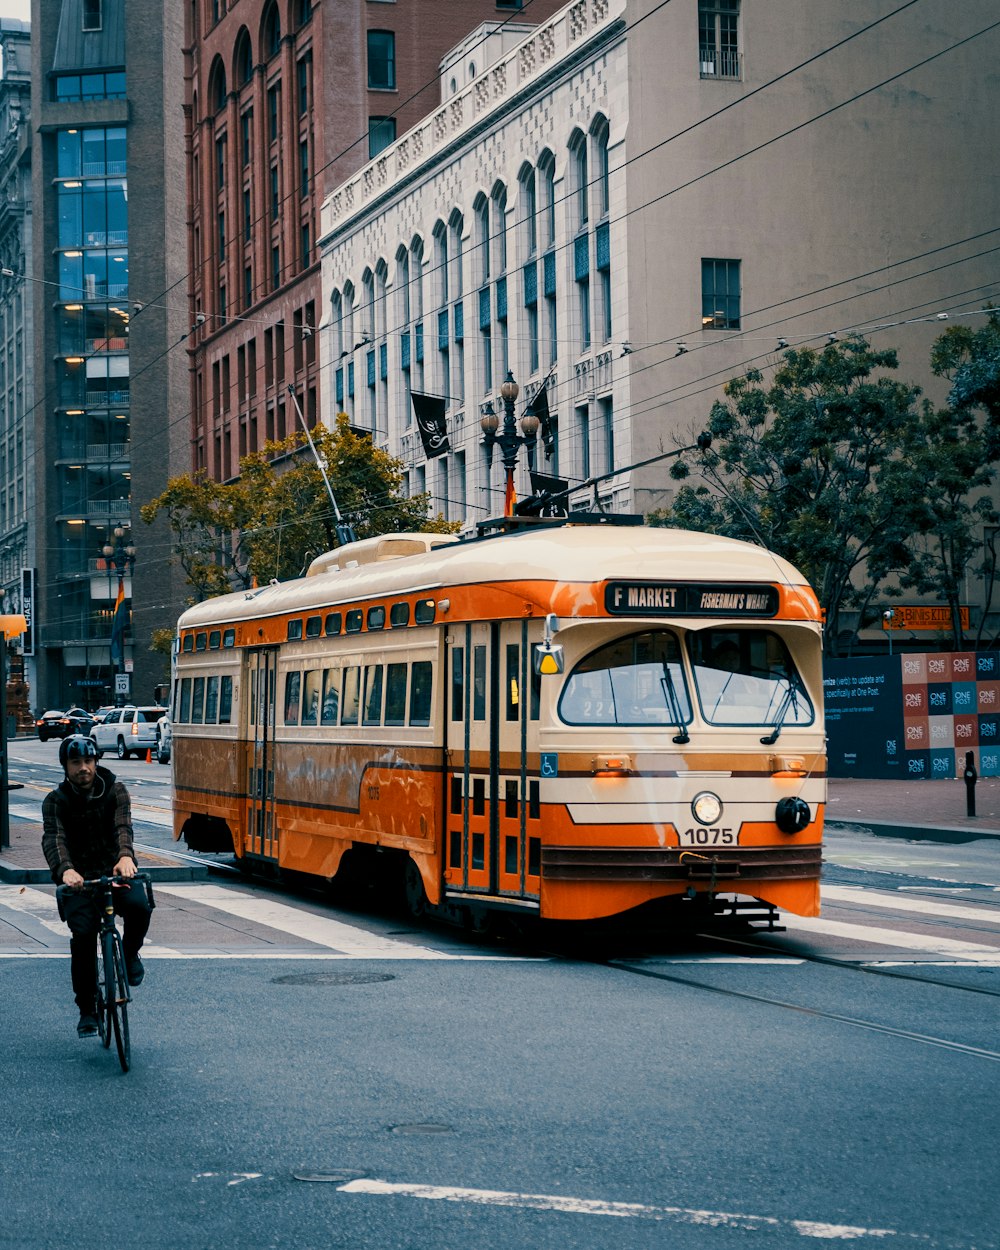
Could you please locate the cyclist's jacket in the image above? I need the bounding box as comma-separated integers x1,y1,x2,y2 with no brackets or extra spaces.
41,767,135,884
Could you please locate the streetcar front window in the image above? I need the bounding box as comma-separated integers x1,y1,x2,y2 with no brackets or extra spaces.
559,630,691,726
687,629,814,727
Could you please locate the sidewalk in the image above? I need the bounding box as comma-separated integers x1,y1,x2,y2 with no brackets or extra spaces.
2,776,996,885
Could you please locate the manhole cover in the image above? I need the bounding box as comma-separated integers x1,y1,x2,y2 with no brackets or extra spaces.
271,971,396,986
388,1123,454,1135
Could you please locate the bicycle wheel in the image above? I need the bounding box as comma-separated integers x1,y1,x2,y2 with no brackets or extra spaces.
96,933,115,1049
109,936,131,1073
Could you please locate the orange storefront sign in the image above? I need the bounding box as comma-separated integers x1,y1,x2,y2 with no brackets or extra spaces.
883,605,971,631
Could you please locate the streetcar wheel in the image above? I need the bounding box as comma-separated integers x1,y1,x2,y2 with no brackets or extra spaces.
116,737,128,760
111,942,131,1073
404,859,427,919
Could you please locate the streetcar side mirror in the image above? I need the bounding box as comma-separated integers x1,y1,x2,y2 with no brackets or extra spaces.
534,613,564,676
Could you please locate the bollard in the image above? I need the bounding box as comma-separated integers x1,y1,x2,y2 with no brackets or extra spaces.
964,750,977,818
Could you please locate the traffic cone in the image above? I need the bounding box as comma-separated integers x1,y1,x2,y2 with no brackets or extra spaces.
145,748,152,763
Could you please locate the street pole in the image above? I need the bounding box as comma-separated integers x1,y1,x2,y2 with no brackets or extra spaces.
480,372,539,518
0,614,27,850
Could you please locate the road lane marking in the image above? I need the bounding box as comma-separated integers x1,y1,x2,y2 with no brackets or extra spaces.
822,885,1000,924
334,1178,926,1242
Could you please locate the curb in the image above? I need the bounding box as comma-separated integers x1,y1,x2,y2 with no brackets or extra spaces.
826,819,1000,842
0,859,209,885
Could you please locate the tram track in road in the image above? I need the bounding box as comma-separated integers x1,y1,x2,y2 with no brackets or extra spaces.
600,957,1000,1062
691,927,1000,999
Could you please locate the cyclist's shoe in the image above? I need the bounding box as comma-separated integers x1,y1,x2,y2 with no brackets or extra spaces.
126,954,145,986
77,1012,99,1037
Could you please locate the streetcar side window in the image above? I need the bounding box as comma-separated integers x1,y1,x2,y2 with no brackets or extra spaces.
223,629,236,648
325,612,342,636
385,663,407,726
219,675,233,723
209,630,221,649
192,676,206,723
341,667,361,724
451,647,464,721
284,670,301,725
390,602,410,628
321,668,340,724
473,645,486,721
288,620,303,641
306,615,322,638
205,675,220,723
687,629,814,728
363,665,384,725
558,630,691,726
410,660,433,726
506,643,520,721
301,669,320,725
179,678,192,722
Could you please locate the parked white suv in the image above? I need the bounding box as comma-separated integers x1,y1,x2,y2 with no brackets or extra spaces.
90,705,168,760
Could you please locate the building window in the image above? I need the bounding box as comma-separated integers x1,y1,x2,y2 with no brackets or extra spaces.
368,117,396,158
699,0,740,79
297,54,311,114
368,31,396,90
299,139,309,197
267,83,281,142
82,0,102,31
263,1,281,59
240,110,253,165
701,258,741,329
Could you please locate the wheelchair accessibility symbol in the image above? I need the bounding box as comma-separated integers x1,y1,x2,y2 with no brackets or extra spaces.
540,753,558,777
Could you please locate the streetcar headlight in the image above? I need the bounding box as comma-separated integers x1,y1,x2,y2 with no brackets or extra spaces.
691,792,723,824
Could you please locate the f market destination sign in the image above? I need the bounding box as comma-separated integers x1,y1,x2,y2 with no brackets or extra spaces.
605,582,780,617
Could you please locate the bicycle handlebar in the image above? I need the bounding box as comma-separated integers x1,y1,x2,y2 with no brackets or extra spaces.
56,871,152,895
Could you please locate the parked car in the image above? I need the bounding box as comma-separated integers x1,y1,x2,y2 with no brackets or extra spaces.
155,712,172,765
91,705,116,724
90,705,168,760
35,707,95,741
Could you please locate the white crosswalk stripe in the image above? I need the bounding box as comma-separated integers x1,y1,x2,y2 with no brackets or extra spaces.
2,880,999,963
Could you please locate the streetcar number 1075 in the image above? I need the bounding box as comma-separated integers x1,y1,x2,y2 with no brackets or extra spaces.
678,827,736,846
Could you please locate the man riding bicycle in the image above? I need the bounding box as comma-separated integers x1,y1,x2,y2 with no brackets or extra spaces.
42,735,153,1037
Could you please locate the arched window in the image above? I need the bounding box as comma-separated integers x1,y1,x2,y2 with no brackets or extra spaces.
208,56,227,114
362,268,375,339
374,260,388,339
538,150,556,249
396,246,410,326
474,193,489,285
592,115,610,218
570,129,588,229
410,238,424,322
261,0,281,60
330,290,343,358
491,183,507,275
343,281,355,354
234,27,253,87
518,163,537,258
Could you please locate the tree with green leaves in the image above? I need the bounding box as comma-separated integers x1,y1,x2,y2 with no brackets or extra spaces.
141,414,457,598
651,338,922,655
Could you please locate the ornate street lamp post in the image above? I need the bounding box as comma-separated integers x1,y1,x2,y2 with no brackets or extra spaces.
480,371,539,517
103,525,136,705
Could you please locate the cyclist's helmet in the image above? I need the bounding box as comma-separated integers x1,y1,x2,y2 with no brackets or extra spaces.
59,734,99,770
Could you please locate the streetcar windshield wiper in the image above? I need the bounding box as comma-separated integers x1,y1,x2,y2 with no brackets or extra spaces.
760,676,803,745
661,664,690,744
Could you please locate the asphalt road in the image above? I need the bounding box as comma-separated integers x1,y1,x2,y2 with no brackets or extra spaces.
3,738,998,1250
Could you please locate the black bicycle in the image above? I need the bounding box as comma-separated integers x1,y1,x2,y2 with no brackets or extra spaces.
57,873,154,1073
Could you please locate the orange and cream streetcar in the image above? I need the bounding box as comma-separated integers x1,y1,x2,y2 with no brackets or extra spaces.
170,515,825,927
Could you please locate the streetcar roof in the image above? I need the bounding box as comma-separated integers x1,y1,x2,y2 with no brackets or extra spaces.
176,524,813,631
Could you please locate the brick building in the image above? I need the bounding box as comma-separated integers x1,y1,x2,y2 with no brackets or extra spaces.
185,0,564,488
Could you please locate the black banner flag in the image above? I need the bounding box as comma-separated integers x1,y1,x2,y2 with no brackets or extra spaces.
411,393,450,458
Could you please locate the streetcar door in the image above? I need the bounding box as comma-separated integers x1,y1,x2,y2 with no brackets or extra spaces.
244,647,279,861
495,620,542,901
444,620,541,902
